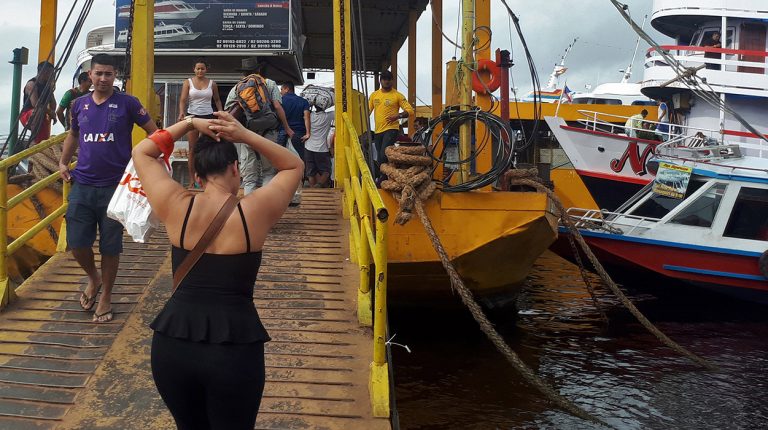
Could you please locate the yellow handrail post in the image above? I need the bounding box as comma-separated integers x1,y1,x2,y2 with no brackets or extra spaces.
0,168,12,307
368,217,389,417
357,216,372,327
56,179,70,252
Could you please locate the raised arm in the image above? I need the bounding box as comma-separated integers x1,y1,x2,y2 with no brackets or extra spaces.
132,118,213,221
302,109,311,141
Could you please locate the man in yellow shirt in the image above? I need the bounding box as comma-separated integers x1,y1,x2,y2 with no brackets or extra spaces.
368,70,414,178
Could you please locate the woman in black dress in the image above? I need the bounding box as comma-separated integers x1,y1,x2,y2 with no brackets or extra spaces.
132,111,303,429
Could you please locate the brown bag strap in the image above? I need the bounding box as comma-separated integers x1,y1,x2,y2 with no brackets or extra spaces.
172,194,239,294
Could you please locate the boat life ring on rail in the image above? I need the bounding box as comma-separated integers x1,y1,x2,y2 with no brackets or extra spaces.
472,59,502,94
759,250,768,279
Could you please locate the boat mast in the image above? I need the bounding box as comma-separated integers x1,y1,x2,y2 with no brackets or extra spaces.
545,37,577,90
621,15,646,84
458,0,474,183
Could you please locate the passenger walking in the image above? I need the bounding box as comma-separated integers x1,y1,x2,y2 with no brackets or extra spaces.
225,57,294,195
278,82,311,161
178,58,223,185
20,61,57,145
368,70,413,180
304,106,334,188
58,54,157,323
56,71,91,130
132,110,303,430
624,109,648,138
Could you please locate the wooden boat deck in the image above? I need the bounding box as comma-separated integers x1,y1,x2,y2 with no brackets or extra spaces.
0,189,390,430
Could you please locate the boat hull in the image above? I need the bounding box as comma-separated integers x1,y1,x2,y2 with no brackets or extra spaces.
556,228,768,303
381,190,558,307
545,116,656,210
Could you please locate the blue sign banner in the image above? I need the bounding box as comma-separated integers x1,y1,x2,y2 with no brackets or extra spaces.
114,0,291,51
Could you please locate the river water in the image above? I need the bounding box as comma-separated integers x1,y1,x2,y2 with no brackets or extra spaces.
390,251,768,429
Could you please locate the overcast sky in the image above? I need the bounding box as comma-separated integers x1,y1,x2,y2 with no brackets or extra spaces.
0,0,670,135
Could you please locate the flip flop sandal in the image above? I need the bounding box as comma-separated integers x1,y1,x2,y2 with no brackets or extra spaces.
79,288,99,311
93,309,113,323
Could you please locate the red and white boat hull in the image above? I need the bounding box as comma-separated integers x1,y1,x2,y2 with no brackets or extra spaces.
546,116,657,209
561,228,768,302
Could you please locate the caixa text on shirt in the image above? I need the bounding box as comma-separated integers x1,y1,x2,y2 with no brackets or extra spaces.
82,132,116,143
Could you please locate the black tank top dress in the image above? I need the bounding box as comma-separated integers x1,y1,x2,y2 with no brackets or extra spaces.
150,196,269,430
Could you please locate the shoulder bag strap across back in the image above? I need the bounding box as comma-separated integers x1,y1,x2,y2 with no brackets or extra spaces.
172,194,239,294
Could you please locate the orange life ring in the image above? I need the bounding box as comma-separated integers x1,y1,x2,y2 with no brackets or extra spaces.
472,59,502,94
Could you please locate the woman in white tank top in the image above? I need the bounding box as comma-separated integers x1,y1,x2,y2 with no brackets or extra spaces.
178,59,224,186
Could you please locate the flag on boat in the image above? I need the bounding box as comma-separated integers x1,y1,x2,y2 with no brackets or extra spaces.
561,85,574,103
554,65,568,76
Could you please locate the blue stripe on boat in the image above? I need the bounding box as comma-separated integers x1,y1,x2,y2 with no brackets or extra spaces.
663,264,767,281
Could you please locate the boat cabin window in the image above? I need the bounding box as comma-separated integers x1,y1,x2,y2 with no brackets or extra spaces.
723,187,768,241
669,183,727,227
694,28,734,49
628,179,707,219
572,97,622,105
631,100,656,106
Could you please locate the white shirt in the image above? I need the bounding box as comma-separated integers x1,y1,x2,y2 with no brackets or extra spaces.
305,111,333,152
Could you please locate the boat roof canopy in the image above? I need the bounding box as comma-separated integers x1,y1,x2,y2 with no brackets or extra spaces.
300,0,429,72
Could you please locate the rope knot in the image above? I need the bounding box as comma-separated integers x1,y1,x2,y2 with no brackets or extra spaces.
380,144,437,225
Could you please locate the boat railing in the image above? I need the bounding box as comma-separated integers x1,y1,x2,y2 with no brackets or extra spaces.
337,111,391,418
566,207,660,235
577,109,725,145
0,133,73,309
646,45,768,75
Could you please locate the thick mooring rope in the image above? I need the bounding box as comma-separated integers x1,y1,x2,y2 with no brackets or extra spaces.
27,144,65,192
381,146,606,425
502,169,715,371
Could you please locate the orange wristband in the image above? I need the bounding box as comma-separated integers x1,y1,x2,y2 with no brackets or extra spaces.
148,129,174,158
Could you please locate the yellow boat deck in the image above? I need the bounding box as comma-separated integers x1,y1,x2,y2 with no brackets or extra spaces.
0,189,390,430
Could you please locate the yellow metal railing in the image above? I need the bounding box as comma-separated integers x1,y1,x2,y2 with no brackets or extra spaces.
337,112,391,418
0,133,71,308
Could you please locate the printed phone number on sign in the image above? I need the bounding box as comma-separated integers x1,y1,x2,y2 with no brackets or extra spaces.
216,40,284,49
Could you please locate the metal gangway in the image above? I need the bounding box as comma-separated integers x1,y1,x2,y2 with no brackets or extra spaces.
0,115,392,429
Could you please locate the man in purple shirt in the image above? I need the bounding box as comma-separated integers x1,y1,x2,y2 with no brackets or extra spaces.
58,54,157,323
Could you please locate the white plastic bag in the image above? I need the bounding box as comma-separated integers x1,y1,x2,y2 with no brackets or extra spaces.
107,159,164,243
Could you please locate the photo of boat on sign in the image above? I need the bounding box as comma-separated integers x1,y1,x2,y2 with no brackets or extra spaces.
114,0,293,51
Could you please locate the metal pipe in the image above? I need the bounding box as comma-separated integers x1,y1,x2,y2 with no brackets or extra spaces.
498,49,511,132
458,0,475,183
407,9,417,134
8,47,28,156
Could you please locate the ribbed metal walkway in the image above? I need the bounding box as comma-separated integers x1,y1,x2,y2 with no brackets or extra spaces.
0,189,390,430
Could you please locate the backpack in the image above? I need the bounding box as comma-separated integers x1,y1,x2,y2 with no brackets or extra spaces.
233,74,278,133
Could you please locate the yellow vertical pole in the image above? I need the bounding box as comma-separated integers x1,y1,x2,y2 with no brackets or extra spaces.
390,44,398,90
56,180,70,252
0,169,13,308
130,0,155,146
458,0,474,183
333,0,349,187
38,0,57,64
431,0,443,119
407,9,417,134
474,0,492,178
369,218,389,417
431,0,444,180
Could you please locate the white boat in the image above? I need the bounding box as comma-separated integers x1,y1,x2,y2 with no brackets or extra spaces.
547,0,768,209
117,0,203,21
560,141,768,302
117,22,201,44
